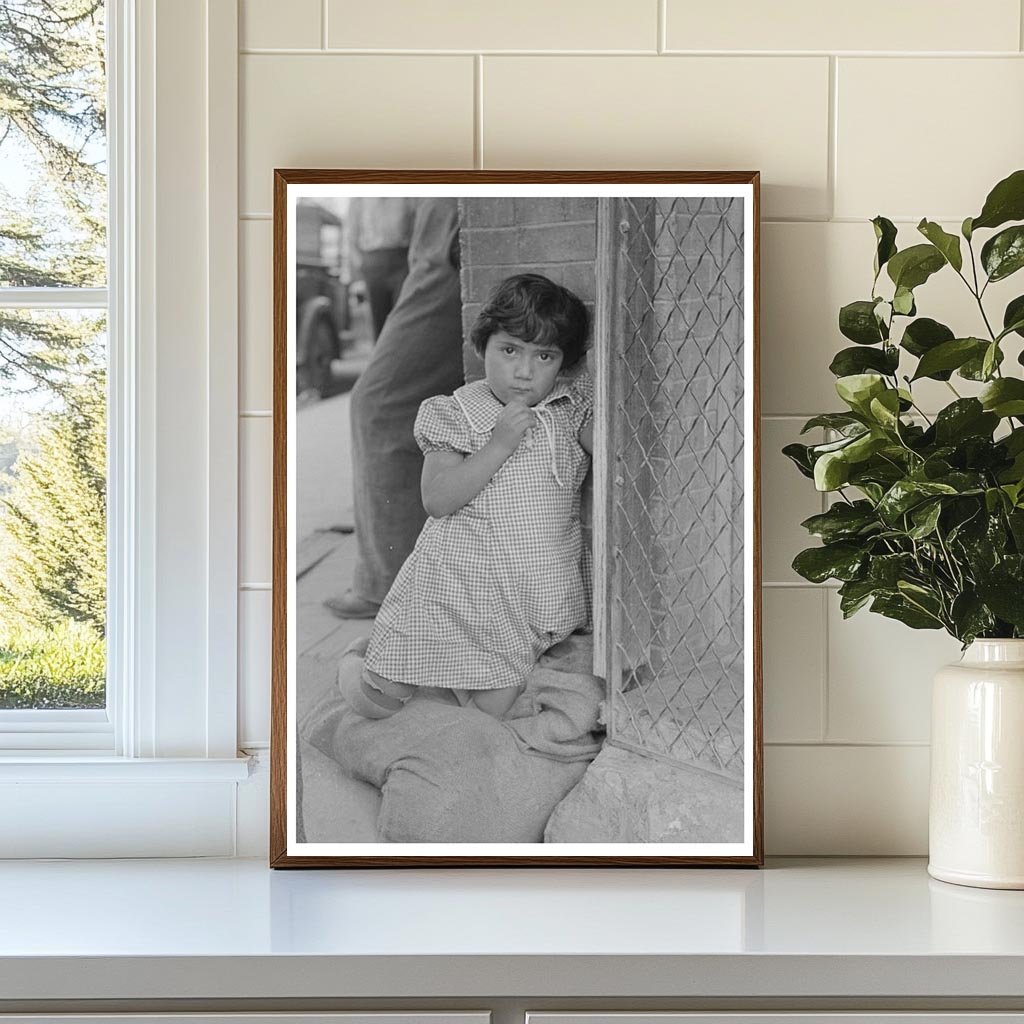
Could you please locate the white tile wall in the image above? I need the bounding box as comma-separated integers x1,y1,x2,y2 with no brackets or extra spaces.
665,0,1021,53
236,3,1024,853
240,417,273,587
241,0,321,50
326,0,658,51
826,602,962,744
836,58,1024,220
482,56,831,220
239,590,272,749
240,219,273,412
240,54,475,213
762,588,825,744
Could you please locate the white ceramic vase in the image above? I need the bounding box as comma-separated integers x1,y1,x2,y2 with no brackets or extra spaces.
929,639,1024,889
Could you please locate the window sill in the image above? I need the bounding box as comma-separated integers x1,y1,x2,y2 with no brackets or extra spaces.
0,754,252,782
0,755,255,857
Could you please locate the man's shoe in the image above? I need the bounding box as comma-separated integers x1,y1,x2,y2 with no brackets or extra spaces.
323,590,380,620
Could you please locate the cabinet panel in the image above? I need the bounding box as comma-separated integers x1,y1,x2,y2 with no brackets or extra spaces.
0,1015,490,1024
529,1016,1024,1024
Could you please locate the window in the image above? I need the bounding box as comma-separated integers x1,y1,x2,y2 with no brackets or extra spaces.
0,0,246,857
0,0,110,747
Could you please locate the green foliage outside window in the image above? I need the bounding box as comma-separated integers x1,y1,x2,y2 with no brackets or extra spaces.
0,1,107,708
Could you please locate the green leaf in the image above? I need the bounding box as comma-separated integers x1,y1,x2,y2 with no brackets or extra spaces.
970,169,1024,232
975,578,1024,629
985,487,1010,514
872,216,898,277
814,450,850,491
1003,295,1024,340
782,442,815,479
868,553,915,587
838,579,883,618
917,219,963,272
1003,481,1024,506
868,389,901,430
959,344,1004,381
982,341,1001,381
829,345,899,378
1009,508,1024,546
800,501,879,543
932,470,987,493
1007,428,1024,457
877,479,958,523
892,286,916,316
800,413,867,435
962,216,974,241
950,593,995,644
835,373,886,412
900,318,955,371
845,432,888,465
981,225,1024,283
980,378,1024,418
792,543,866,584
839,300,887,345
887,244,946,291
911,338,988,381
871,594,943,630
908,501,943,540
934,399,999,445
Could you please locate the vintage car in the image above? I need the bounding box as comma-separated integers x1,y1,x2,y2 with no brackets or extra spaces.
294,199,352,398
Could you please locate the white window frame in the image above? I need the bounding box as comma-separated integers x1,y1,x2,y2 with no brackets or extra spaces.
0,0,249,857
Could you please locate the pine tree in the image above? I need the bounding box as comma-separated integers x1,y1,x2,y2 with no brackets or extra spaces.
0,1,107,651
0,371,105,632
0,0,106,393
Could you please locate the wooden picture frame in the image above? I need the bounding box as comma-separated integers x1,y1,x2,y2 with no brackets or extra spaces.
271,170,762,867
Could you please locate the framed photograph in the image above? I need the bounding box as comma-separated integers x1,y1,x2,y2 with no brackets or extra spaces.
271,170,762,867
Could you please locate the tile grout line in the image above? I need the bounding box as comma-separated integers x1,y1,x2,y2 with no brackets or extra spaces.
657,0,666,53
474,55,484,169
820,587,830,743
321,0,328,50
819,430,832,742
237,47,1024,57
1021,0,1024,51
766,740,931,748
827,55,838,221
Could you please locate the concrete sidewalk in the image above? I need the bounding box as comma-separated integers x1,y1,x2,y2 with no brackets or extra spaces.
295,390,381,843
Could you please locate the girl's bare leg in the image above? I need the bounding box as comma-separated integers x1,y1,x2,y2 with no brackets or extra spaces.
337,647,416,719
469,684,523,720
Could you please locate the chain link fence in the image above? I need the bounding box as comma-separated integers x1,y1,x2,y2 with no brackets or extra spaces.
595,196,746,782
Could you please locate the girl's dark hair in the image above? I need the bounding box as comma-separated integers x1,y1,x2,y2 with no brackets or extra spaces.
470,273,590,368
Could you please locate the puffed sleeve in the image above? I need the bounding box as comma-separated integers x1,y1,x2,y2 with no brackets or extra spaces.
414,395,473,455
568,370,594,435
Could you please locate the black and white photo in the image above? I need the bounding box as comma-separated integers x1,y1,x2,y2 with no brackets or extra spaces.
271,171,762,867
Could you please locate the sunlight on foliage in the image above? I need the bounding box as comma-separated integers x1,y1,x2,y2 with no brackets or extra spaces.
0,1,107,707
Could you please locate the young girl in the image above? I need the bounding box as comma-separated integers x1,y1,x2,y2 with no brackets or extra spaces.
339,273,594,720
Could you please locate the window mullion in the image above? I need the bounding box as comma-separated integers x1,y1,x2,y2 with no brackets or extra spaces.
0,287,108,310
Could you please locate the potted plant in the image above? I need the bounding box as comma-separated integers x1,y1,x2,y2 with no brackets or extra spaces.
785,169,1024,889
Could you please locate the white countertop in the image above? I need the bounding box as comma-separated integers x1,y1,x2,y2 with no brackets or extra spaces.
2,857,1024,1002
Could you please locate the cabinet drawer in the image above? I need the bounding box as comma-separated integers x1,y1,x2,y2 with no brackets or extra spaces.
0,1016,490,1024
528,1017,1024,1024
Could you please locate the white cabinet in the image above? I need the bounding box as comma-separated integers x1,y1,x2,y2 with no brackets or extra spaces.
0,1017,490,1024
528,1018,1024,1024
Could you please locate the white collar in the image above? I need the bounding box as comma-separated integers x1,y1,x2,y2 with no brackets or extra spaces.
452,377,578,435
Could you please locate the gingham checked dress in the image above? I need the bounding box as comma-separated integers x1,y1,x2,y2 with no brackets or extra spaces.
364,373,593,692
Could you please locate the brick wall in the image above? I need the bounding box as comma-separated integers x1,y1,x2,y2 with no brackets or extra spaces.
457,198,597,381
